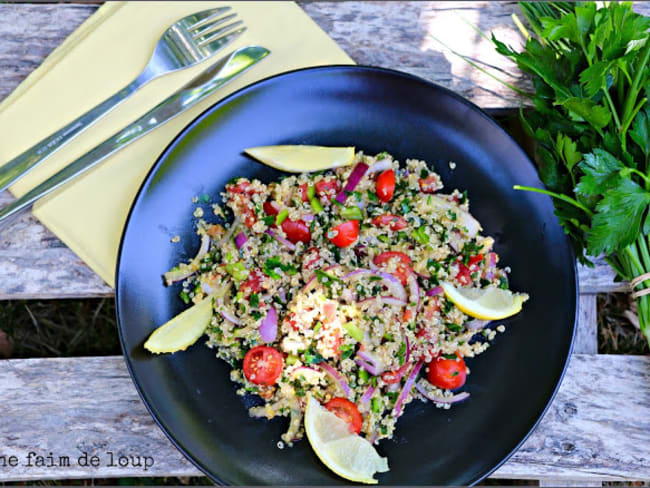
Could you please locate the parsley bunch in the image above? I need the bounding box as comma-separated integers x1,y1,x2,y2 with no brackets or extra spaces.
490,2,650,344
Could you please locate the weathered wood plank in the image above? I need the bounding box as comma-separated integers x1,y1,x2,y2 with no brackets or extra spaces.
0,354,648,482
539,481,602,487
575,294,597,354
0,2,635,299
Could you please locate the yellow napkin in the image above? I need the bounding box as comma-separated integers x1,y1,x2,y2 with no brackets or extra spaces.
0,1,353,286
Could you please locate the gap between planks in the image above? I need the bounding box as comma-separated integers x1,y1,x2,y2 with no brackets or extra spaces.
0,354,648,482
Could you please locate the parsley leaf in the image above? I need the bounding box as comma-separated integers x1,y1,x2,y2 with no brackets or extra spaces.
587,178,650,255
575,149,624,196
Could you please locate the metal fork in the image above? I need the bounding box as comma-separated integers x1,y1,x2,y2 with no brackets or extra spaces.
0,7,245,193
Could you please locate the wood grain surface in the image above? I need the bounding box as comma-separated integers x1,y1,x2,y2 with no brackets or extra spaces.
0,354,647,482
0,2,632,299
0,2,647,484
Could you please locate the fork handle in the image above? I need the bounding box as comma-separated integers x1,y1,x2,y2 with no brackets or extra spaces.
0,76,147,194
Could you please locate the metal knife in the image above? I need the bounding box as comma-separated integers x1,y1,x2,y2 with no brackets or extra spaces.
0,45,270,226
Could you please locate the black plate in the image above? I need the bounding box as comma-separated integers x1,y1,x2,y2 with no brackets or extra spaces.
116,66,576,485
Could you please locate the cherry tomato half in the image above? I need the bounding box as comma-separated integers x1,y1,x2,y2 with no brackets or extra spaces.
314,178,341,200
263,201,280,216
239,269,264,297
243,346,284,386
427,354,466,390
373,251,413,285
455,255,483,286
298,183,310,203
376,169,395,202
328,220,359,248
281,219,311,244
381,363,409,384
226,180,263,195
418,174,440,193
371,214,408,231
324,397,363,434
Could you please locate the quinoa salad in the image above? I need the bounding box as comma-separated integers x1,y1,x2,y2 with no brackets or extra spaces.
163,150,526,446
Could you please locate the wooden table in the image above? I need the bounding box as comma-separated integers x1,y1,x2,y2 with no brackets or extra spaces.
1,2,649,485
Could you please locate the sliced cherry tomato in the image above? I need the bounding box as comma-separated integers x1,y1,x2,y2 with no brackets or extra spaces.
314,178,341,200
381,363,409,384
456,262,472,286
233,200,257,228
226,180,263,195
263,201,280,216
376,169,395,202
302,247,321,271
427,354,466,390
422,298,440,321
239,269,264,297
281,219,311,243
455,255,483,286
298,183,310,203
373,251,413,285
419,174,440,193
374,251,412,267
324,397,363,434
243,346,284,386
328,220,359,248
371,214,408,231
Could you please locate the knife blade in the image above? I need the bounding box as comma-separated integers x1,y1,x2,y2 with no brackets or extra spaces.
0,45,270,226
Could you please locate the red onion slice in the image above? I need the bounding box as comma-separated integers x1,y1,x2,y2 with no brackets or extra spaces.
265,229,296,250
360,385,376,404
366,158,393,174
220,216,241,247
416,383,470,404
318,362,352,397
335,162,369,203
259,306,278,343
426,286,443,297
356,350,385,376
196,233,210,260
219,308,241,326
234,231,248,250
392,360,423,417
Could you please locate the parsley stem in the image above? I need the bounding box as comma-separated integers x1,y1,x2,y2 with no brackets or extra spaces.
602,88,621,131
428,34,532,98
513,185,593,217
621,39,650,133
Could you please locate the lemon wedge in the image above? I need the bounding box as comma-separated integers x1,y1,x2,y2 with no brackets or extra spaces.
440,282,528,321
144,296,213,354
304,396,388,484
244,145,355,172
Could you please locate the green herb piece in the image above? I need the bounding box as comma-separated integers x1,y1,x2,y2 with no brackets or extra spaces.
262,257,297,280
442,353,457,360
286,354,298,365
179,290,190,304
396,341,407,365
371,397,383,413
367,190,379,203
313,321,322,333
249,293,259,308
275,209,289,226
310,197,324,213
499,275,509,290
341,206,363,220
339,343,356,360
225,262,248,281
343,321,364,342
315,269,343,287
262,215,275,226
307,184,316,200
377,235,391,244
358,368,370,383
303,347,324,364
420,168,430,179
251,311,263,321
400,199,412,214
446,323,463,332
413,226,430,244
